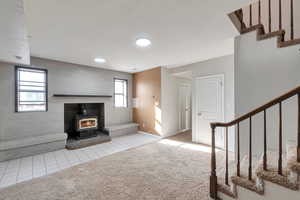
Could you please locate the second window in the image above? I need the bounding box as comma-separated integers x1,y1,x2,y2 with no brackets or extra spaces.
114,78,128,108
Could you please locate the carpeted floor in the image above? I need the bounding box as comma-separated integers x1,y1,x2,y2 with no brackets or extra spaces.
167,130,193,144
0,132,229,200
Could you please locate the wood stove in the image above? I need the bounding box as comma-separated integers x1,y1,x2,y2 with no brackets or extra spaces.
64,103,110,149
73,104,97,139
64,103,105,139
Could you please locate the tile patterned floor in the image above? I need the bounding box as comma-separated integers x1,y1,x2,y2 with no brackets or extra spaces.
0,132,160,189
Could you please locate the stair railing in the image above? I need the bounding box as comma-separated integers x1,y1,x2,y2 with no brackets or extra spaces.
228,0,298,44
210,86,300,199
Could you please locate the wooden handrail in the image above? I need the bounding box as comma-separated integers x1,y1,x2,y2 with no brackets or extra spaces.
211,86,300,128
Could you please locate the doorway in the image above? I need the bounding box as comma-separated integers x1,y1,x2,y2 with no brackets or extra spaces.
178,84,191,132
193,74,225,148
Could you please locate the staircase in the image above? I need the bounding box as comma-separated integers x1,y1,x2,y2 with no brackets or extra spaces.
228,0,300,48
209,86,300,199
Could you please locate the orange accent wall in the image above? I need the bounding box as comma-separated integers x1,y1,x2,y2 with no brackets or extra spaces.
133,67,161,136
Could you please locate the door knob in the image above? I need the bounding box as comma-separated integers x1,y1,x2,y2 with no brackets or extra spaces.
198,113,202,116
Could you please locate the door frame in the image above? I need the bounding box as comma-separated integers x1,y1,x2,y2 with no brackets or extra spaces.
194,73,225,148
178,83,192,132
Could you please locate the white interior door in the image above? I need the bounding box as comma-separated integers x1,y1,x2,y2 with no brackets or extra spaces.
179,85,191,131
194,75,224,148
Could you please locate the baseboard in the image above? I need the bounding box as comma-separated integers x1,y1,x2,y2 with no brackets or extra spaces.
138,131,162,139
161,129,191,138
178,128,191,133
138,129,191,139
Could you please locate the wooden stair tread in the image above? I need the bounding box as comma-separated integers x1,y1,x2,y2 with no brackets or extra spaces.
241,24,264,34
279,38,300,48
258,30,285,41
256,166,299,190
218,184,236,199
219,157,300,199
287,157,300,173
286,145,300,173
231,176,264,195
220,152,300,199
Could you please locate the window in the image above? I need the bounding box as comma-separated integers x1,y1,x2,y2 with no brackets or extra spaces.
114,78,128,108
15,66,48,112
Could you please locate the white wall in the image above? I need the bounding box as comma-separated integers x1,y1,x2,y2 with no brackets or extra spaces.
235,31,300,157
161,67,192,137
170,55,235,151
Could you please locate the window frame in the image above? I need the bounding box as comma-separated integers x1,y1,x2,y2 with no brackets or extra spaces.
15,66,48,113
113,78,128,108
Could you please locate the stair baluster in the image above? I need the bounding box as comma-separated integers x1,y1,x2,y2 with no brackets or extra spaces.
268,0,271,33
298,93,300,162
258,0,261,25
225,127,229,185
279,0,282,30
249,4,252,27
249,117,252,181
290,0,294,40
278,102,283,175
237,123,241,176
263,109,267,170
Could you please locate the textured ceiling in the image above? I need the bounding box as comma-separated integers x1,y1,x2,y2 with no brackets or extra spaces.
24,0,251,72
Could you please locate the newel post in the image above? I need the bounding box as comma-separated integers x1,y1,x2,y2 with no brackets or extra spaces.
210,124,218,199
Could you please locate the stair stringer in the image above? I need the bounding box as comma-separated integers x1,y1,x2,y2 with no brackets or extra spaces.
217,145,300,200
218,180,300,200
239,24,300,48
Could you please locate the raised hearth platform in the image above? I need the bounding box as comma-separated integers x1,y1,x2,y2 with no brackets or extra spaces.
105,123,139,137
66,133,111,150
0,133,67,162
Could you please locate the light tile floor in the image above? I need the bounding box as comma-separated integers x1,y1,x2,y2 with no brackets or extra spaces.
0,132,161,189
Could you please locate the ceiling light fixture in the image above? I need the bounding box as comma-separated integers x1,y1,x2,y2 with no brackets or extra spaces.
94,57,106,63
136,38,152,47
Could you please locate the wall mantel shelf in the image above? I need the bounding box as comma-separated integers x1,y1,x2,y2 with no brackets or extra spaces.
52,94,113,98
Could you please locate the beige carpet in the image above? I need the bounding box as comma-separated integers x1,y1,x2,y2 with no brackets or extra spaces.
0,133,228,200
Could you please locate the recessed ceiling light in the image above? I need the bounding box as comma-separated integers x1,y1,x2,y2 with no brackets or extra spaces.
94,57,106,63
136,38,152,47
